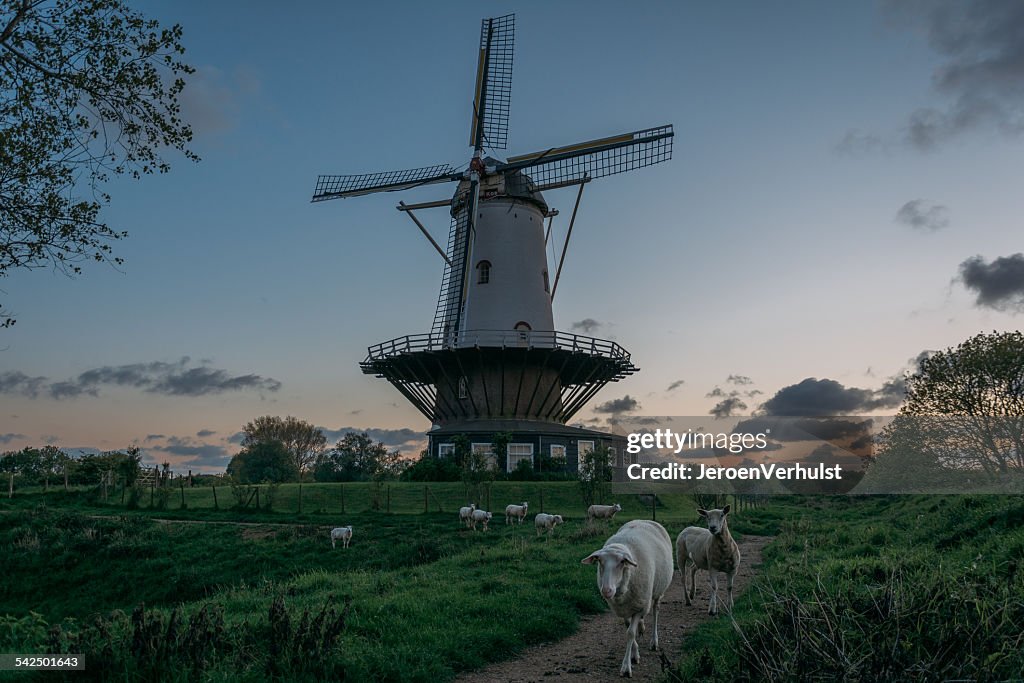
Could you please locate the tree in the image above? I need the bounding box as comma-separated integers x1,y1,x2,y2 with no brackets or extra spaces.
871,331,1024,488
313,431,404,482
1,0,197,327
578,444,613,508
226,440,298,484
241,416,326,477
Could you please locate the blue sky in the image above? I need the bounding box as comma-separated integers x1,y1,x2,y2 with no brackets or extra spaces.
2,1,1022,471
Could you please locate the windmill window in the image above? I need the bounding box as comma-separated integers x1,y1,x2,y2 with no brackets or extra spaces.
477,260,491,284
458,377,469,399
543,270,550,293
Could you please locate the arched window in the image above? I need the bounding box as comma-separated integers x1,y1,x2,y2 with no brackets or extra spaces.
514,321,531,331
477,260,491,284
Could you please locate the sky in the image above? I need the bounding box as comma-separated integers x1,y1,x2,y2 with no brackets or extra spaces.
2,0,1023,472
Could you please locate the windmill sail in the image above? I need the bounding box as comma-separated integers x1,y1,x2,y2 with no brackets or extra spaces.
469,14,514,151
431,192,474,341
500,125,674,191
312,164,459,201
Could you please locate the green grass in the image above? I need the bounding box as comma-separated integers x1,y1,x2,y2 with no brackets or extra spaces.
669,495,1024,682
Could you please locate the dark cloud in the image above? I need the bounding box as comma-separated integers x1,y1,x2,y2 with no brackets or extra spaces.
896,200,950,232
0,371,47,398
958,253,1024,312
734,416,876,443
593,395,640,414
727,374,753,386
745,389,763,398
571,318,602,334
0,358,281,400
0,433,26,444
666,379,685,392
318,426,424,450
884,1,1024,149
196,429,216,438
709,397,747,419
761,378,902,416
144,434,166,443
227,431,246,444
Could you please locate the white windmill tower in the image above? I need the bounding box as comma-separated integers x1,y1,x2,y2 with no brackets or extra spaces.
313,15,673,472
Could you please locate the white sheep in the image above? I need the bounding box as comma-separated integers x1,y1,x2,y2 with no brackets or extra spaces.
534,512,564,536
505,501,528,525
582,519,674,677
330,526,352,549
587,502,622,522
470,509,492,531
459,503,477,528
676,505,741,616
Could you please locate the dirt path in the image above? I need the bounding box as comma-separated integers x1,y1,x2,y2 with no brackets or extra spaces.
459,535,772,683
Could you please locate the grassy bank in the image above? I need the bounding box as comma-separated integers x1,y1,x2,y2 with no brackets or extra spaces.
670,495,1024,682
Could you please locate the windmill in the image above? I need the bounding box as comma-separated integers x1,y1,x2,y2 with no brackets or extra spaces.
313,14,673,472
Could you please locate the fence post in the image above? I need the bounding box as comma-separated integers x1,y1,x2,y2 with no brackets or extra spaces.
651,493,656,521
540,488,544,513
298,483,303,515
424,485,428,513
256,486,260,510
341,484,345,514
180,480,185,508
387,485,391,513
212,485,219,510
63,463,68,491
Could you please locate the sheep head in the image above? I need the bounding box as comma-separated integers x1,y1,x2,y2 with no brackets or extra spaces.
581,546,637,600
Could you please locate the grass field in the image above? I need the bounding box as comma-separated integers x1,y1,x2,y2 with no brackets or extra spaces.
2,485,1022,681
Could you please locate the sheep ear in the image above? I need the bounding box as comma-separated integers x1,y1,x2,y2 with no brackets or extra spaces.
621,550,638,568
697,508,708,517
723,505,730,515
581,552,601,565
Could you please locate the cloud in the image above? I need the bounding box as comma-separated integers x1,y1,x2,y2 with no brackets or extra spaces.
666,379,685,392
177,65,261,136
760,377,903,416
727,374,753,386
0,372,47,398
318,426,424,450
835,128,888,155
710,397,747,419
958,253,1024,312
0,357,282,400
0,433,26,444
896,200,950,231
571,318,602,334
593,395,640,414
227,431,246,444
196,429,216,438
883,1,1024,149
144,434,166,443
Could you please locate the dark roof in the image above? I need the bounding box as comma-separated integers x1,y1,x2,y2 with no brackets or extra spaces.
429,418,623,440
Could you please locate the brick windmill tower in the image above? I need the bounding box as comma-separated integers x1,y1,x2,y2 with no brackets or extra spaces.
313,15,673,473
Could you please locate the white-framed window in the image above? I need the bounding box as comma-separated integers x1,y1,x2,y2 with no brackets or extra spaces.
438,443,454,458
477,260,491,284
578,440,594,455
472,442,498,470
507,443,534,472
549,444,567,466
608,446,618,468
458,376,469,399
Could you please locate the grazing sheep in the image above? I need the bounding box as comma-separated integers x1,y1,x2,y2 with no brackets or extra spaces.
587,502,622,522
505,501,529,525
534,513,564,536
330,526,353,549
581,520,674,677
470,509,492,531
459,503,477,528
676,505,741,616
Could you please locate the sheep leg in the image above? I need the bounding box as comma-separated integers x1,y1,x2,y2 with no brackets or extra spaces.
650,598,661,651
681,557,692,606
727,570,735,609
708,571,719,616
331,539,336,549
688,565,698,604
621,614,641,677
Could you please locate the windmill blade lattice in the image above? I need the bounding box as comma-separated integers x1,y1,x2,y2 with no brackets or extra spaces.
312,164,459,201
469,14,514,151
499,125,673,191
